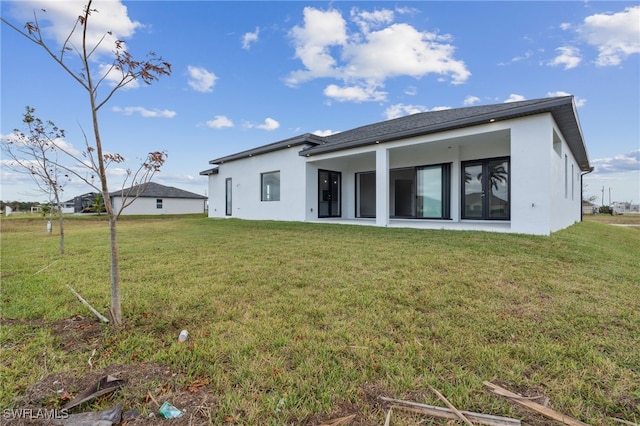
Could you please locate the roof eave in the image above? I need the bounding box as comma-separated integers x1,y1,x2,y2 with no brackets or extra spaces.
208,134,325,165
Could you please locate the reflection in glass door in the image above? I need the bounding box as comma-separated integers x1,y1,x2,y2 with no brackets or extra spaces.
417,166,443,218
462,158,510,220
318,170,341,217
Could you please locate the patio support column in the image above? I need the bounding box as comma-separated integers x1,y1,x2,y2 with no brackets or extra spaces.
375,146,389,227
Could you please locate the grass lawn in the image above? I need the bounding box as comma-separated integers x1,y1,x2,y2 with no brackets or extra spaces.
1,215,639,424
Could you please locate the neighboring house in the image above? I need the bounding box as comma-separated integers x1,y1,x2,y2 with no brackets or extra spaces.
201,96,591,235
581,200,598,216
109,182,207,215
58,198,75,214
68,192,101,213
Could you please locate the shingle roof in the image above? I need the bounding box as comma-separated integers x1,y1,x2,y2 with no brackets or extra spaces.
302,96,589,170
109,182,207,199
203,96,590,171
207,133,324,165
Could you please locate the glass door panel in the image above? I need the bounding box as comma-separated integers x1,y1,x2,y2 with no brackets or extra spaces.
463,163,483,219
357,172,376,218
487,159,509,219
318,170,341,217
417,166,442,218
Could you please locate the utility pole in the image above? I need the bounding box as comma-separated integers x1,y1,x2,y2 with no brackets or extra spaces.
601,186,604,206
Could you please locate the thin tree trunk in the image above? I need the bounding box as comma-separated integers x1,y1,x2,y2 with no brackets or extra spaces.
82,4,122,327
107,209,121,326
54,192,64,255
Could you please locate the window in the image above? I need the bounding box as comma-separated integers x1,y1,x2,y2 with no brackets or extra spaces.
571,164,575,200
261,171,280,201
225,178,232,216
156,199,163,209
462,157,510,220
564,154,568,199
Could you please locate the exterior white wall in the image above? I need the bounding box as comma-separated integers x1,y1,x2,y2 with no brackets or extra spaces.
510,115,553,235
112,197,206,215
509,114,581,234
206,114,585,235
207,146,307,221
549,122,582,232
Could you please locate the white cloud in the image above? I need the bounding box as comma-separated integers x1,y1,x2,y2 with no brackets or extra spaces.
342,23,470,84
206,115,234,129
3,131,82,158
383,103,450,120
551,6,639,69
404,86,418,96
463,96,480,106
7,1,141,57
286,7,347,86
99,63,140,90
384,103,428,119
548,46,582,69
591,150,640,173
112,106,176,118
245,117,280,131
350,7,394,34
504,94,526,103
187,66,217,93
546,91,587,107
324,84,387,103
578,6,640,66
286,6,470,102
313,129,338,137
5,1,153,94
511,50,534,63
242,27,260,50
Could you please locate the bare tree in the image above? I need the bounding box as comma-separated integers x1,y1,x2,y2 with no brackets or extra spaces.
2,2,171,327
2,107,69,255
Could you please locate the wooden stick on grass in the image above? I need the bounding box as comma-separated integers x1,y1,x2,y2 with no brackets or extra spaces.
428,385,475,426
66,284,109,323
484,381,588,426
35,260,59,275
380,396,521,426
384,408,392,426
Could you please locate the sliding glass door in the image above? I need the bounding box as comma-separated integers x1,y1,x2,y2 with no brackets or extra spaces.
355,164,451,219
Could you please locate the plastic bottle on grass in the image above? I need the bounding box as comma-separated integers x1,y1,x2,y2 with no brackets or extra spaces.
178,330,188,343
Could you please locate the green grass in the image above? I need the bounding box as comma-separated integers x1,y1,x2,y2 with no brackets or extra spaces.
1,215,639,424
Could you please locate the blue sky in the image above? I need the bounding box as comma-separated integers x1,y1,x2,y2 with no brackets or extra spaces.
1,1,639,204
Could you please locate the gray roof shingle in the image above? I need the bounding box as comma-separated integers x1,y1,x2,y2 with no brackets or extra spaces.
204,96,590,171
109,182,207,199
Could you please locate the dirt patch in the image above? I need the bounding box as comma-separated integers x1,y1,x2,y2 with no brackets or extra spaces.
6,363,215,425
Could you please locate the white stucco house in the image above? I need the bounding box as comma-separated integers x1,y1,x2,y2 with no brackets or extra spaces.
201,96,591,235
109,182,207,215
